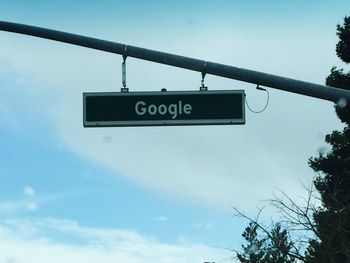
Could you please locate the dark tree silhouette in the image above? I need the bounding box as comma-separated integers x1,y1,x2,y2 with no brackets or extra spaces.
237,222,266,263
236,15,350,263
236,220,296,263
306,16,350,263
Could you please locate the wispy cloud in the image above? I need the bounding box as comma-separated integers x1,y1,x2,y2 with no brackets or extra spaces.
26,202,38,211
194,223,213,231
23,186,36,197
0,201,24,213
0,186,39,214
152,216,169,222
0,199,37,213
0,217,231,263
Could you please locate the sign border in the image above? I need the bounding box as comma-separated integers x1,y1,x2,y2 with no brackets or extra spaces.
83,90,245,127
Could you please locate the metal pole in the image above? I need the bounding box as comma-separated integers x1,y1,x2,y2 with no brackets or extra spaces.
0,21,349,103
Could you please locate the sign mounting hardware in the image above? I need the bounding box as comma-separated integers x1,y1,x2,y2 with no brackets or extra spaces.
200,61,208,91
121,45,129,93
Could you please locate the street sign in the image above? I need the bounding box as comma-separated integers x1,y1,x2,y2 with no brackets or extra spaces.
83,90,245,127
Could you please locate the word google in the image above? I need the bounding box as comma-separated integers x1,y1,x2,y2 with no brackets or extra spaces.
135,100,192,119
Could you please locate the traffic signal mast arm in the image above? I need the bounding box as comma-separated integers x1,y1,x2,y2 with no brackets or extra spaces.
0,20,349,103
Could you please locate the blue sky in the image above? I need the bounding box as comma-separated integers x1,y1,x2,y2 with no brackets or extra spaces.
0,1,349,262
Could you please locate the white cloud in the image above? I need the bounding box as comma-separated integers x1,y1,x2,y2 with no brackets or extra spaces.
0,201,23,213
0,186,40,213
194,223,213,231
26,202,38,211
0,218,232,263
0,200,37,213
24,186,36,197
153,216,169,222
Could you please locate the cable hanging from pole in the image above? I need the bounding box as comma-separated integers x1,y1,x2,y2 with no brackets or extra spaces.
246,85,270,113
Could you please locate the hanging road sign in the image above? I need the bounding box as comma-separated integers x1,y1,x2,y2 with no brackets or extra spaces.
83,90,245,127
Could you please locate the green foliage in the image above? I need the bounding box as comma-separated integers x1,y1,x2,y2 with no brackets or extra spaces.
309,127,350,209
237,15,350,263
237,223,295,263
326,16,350,124
305,15,350,263
326,67,350,90
237,222,266,263
306,125,350,263
264,224,295,263
336,16,350,63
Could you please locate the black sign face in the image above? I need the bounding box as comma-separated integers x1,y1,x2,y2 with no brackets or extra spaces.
83,90,245,127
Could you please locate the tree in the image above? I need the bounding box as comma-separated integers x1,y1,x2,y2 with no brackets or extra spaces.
264,224,295,263
236,16,350,263
233,188,314,263
305,15,350,263
326,16,350,124
236,220,296,263
237,222,266,263
336,16,350,64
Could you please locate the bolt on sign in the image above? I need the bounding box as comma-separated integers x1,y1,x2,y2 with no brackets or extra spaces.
83,90,245,127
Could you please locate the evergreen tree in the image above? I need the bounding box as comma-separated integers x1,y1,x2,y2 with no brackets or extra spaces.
237,222,266,263
326,16,350,124
237,223,296,263
264,224,295,263
306,16,350,263
237,16,350,263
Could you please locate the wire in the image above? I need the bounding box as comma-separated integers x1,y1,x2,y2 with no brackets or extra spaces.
246,86,270,113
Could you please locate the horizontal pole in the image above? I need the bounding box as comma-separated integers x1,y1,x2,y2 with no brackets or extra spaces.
0,20,349,103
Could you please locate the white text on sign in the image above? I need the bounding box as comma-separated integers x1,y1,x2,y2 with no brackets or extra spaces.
135,100,192,119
